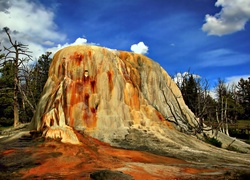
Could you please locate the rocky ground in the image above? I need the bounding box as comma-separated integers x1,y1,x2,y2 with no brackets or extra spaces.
1,124,250,179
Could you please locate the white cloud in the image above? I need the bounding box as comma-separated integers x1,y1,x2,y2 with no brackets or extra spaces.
43,40,55,46
74,37,87,45
0,0,66,59
226,74,250,85
173,72,201,84
173,72,218,99
208,90,217,99
173,72,185,84
46,37,89,55
198,48,250,67
202,0,250,36
130,42,149,54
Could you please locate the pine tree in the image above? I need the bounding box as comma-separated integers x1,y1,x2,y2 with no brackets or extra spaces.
0,62,14,126
237,77,250,119
181,74,198,116
28,52,52,105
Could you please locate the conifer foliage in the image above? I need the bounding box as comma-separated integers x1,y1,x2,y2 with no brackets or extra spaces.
174,71,249,136
237,77,250,119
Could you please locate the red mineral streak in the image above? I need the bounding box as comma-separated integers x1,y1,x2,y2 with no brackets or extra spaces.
71,52,84,66
90,107,96,114
90,80,96,93
155,110,173,129
1,149,15,155
107,70,114,91
84,93,90,106
181,167,225,175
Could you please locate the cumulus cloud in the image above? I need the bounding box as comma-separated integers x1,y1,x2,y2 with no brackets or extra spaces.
173,72,201,85
47,37,89,55
74,37,88,45
202,0,250,36
0,0,66,59
130,42,149,54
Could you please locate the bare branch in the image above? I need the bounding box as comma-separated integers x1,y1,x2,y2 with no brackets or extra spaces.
17,81,35,113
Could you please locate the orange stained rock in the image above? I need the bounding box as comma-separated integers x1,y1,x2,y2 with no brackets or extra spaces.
155,110,173,129
1,149,16,155
15,134,225,180
182,167,217,174
70,52,85,66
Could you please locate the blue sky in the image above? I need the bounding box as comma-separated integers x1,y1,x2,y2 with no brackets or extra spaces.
0,0,250,88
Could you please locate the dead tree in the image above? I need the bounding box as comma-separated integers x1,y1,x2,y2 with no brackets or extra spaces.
2,27,34,127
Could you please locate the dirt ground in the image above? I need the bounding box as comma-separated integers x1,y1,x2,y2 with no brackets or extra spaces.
1,124,250,179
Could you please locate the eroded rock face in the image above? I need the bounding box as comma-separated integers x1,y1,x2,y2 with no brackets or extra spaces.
30,45,200,145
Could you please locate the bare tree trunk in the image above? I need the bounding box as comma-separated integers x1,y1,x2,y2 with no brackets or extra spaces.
13,83,19,127
225,98,229,136
17,82,35,113
197,88,201,117
216,107,221,132
221,97,225,133
13,44,19,127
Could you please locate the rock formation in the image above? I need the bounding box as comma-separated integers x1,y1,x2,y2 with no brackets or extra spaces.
30,45,198,144
30,45,250,155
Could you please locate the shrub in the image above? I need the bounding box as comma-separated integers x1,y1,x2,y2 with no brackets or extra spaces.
204,134,222,148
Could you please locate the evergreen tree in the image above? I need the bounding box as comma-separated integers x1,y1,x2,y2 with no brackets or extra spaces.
181,74,198,115
237,77,250,119
174,71,212,120
28,52,52,105
0,62,14,126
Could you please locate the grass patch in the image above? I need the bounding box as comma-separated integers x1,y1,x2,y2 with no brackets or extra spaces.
237,120,250,125
204,134,222,148
229,120,250,129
